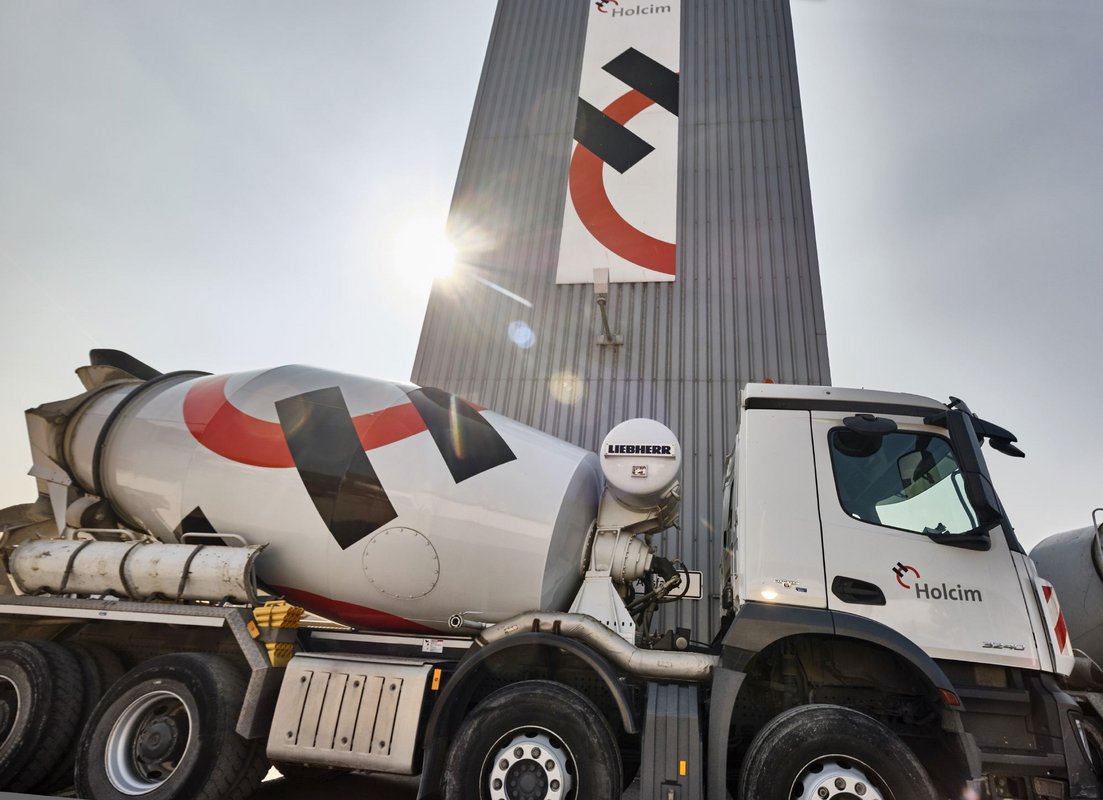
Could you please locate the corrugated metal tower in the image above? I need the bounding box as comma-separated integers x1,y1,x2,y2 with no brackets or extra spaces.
412,0,830,636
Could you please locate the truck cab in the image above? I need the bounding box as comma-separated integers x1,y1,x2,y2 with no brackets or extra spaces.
715,383,1094,800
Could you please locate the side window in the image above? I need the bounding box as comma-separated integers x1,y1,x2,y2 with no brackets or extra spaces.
828,429,980,536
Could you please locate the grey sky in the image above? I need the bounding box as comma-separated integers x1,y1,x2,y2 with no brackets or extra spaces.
1,0,1099,550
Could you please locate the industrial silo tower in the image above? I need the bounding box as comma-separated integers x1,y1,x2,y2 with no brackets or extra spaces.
412,0,830,637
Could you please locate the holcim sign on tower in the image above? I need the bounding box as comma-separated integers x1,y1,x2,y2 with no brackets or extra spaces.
556,0,681,283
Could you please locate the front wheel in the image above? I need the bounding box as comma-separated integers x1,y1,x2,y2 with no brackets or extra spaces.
75,653,268,800
739,704,937,800
442,680,622,800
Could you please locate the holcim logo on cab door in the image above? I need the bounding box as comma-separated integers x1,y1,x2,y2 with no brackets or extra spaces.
892,562,920,589
891,562,983,603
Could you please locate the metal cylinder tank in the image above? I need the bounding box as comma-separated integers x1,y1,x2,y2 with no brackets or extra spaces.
53,366,601,633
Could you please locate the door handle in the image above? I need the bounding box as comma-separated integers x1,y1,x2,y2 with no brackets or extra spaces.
831,576,886,606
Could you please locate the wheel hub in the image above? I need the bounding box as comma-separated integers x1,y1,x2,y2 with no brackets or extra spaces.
792,758,886,800
505,760,547,798
488,732,573,800
105,690,192,795
136,716,180,762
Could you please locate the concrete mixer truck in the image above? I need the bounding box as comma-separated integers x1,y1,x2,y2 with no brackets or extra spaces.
0,349,1101,800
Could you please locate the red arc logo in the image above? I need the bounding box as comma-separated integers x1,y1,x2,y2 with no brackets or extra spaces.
570,89,676,275
892,562,920,589
182,375,427,469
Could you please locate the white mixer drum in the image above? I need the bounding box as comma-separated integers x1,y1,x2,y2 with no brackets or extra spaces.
55,365,602,633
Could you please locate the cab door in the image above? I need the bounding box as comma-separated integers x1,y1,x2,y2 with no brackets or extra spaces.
811,410,1041,670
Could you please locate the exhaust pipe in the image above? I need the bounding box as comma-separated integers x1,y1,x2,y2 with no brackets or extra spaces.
476,612,718,681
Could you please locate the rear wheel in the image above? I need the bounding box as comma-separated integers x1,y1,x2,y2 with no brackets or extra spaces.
442,680,622,800
0,640,84,792
74,640,127,688
36,641,112,794
75,653,268,800
739,705,937,800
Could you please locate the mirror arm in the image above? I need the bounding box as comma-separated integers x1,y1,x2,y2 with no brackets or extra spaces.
924,528,993,552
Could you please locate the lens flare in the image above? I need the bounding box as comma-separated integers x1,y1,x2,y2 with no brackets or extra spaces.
449,395,464,459
549,371,584,405
507,320,536,349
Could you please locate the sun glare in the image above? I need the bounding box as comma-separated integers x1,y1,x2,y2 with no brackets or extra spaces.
391,218,457,285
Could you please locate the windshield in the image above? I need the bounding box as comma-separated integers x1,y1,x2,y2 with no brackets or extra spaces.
828,429,980,536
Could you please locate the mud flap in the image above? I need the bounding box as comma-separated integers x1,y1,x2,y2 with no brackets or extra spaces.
1062,684,1103,799
641,683,703,800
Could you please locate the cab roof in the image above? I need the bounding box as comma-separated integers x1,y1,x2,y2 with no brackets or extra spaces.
742,383,944,416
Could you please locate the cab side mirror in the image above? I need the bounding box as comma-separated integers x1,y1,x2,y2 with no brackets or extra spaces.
946,410,1003,529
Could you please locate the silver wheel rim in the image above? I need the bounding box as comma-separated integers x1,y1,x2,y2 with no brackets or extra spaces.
485,728,575,800
105,689,192,795
0,676,19,751
791,757,887,800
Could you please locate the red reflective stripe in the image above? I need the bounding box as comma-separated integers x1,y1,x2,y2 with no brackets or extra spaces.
1055,612,1069,653
183,376,429,468
1042,584,1053,602
569,88,676,275
271,584,436,634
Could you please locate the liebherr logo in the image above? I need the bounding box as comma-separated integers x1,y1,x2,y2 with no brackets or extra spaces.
891,562,983,603
605,443,674,456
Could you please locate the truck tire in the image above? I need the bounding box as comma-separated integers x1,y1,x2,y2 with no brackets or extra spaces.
442,680,622,800
75,653,268,800
0,640,85,792
75,641,128,688
739,704,937,800
37,641,125,794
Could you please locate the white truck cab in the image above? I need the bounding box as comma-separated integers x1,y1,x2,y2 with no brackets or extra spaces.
732,383,1073,674
713,383,1089,800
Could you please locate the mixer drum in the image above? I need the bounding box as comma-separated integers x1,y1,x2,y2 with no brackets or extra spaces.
56,366,601,632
